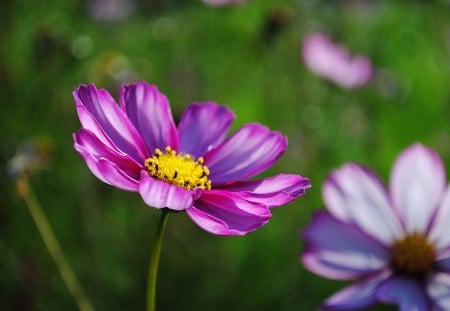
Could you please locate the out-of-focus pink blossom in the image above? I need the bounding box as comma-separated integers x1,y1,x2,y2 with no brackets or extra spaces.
302,32,373,89
202,0,247,7
88,0,134,23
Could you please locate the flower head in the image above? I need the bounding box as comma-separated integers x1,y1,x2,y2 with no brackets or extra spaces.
302,32,373,89
73,81,310,235
302,144,450,310
88,0,134,23
202,0,247,7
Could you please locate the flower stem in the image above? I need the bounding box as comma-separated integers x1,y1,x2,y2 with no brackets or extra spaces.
15,176,95,311
146,209,169,311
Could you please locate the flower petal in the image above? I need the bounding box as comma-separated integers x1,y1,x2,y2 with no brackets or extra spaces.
427,272,450,311
302,33,373,89
74,137,139,191
323,271,391,310
138,171,200,211
376,276,430,311
177,102,234,158
218,174,311,208
390,143,446,233
204,123,287,185
74,128,141,179
323,163,402,245
186,190,271,236
74,84,148,163
429,186,450,253
76,104,116,150
302,211,390,280
120,81,179,152
435,256,450,272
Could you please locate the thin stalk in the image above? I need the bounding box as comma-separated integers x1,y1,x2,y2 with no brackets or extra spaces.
146,209,169,311
15,176,95,311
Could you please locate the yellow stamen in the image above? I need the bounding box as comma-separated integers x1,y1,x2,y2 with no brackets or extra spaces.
144,146,211,191
391,233,435,275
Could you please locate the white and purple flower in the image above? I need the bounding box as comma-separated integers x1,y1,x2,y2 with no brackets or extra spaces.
73,81,310,236
302,32,373,89
302,144,450,310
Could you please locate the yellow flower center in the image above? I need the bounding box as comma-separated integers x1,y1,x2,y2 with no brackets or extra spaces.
144,146,211,191
391,233,435,275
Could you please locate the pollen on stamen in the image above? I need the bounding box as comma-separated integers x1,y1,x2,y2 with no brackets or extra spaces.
391,233,435,275
144,146,212,191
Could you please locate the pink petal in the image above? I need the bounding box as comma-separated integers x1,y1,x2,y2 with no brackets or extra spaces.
218,174,310,208
74,84,148,163
302,33,336,77
120,81,179,152
186,190,271,236
427,273,450,311
301,32,373,89
390,143,446,234
74,139,139,191
323,271,391,310
429,186,450,253
204,123,287,185
138,171,200,211
302,211,390,280
323,163,402,245
177,102,234,158
74,129,141,179
76,104,116,150
376,276,430,310
344,56,373,88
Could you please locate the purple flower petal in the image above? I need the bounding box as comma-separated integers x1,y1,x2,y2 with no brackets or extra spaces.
74,137,140,191
204,123,287,185
138,171,200,211
177,102,234,158
120,81,179,152
429,186,450,253
218,174,310,208
323,163,402,245
436,256,450,272
323,271,391,310
427,272,450,311
390,143,446,234
376,276,430,311
302,211,390,280
74,128,141,179
76,104,117,150
302,32,373,89
74,84,149,163
186,190,271,236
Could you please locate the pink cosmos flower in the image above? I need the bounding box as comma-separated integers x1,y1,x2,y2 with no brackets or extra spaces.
202,0,247,7
88,0,134,23
302,144,450,310
302,32,373,89
73,81,310,236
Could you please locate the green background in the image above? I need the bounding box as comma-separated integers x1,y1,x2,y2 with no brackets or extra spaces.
2,0,450,310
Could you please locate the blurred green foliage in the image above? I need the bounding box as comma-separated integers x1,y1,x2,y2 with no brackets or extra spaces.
1,0,450,310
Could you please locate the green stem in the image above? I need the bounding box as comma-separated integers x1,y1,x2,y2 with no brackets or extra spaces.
146,209,169,311
16,176,95,311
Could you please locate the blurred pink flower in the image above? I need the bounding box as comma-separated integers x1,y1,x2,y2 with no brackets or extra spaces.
202,0,247,7
88,0,134,23
302,32,373,89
